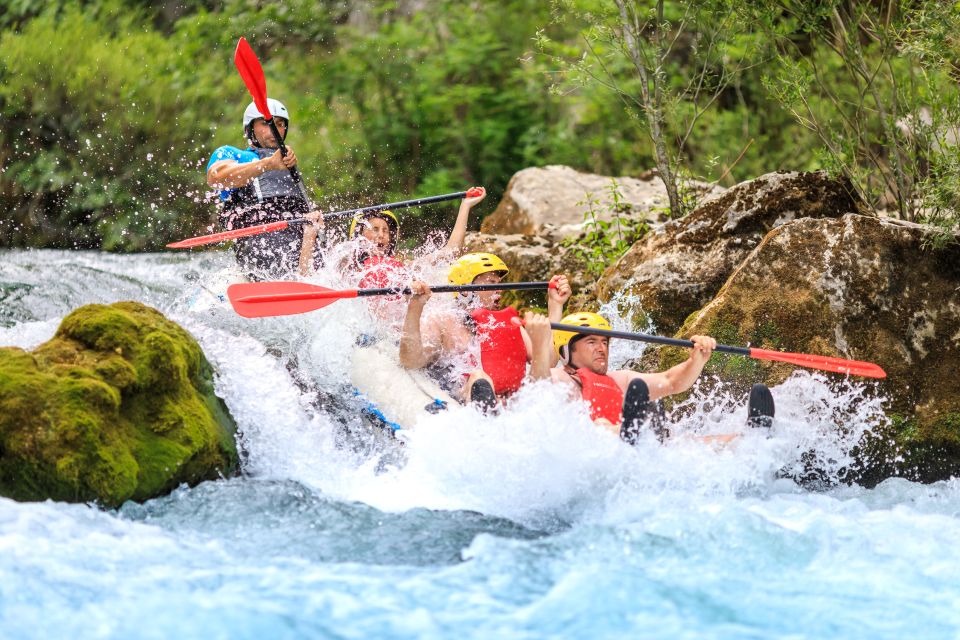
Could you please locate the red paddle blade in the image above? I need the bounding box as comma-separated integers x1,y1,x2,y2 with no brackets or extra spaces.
750,348,887,379
167,221,289,249
227,282,358,318
234,37,270,118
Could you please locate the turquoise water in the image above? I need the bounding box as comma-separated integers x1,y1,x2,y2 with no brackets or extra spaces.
1,249,958,639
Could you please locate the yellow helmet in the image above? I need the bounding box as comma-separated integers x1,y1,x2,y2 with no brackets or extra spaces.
348,209,400,254
553,312,612,362
447,252,509,286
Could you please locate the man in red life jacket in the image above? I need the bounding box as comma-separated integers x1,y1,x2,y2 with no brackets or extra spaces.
398,252,571,410
527,312,775,444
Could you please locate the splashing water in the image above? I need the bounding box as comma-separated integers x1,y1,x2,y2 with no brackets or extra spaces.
1,248,958,639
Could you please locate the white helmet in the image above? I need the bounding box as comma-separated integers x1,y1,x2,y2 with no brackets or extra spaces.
243,99,290,145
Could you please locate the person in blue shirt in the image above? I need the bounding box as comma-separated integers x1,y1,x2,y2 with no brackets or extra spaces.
206,99,323,279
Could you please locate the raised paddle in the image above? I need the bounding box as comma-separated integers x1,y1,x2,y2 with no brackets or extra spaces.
227,280,556,318
166,188,483,249
549,323,887,379
234,37,310,204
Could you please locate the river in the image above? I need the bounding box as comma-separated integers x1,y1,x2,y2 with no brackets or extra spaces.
1,249,958,639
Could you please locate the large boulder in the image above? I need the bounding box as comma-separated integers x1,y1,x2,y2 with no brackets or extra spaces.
652,214,960,484
595,171,867,332
0,302,238,507
480,165,722,240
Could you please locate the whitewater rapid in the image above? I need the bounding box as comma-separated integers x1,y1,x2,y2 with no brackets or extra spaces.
1,249,958,639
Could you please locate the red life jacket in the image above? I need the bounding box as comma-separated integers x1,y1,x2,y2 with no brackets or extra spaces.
470,306,527,396
575,368,624,424
359,255,407,290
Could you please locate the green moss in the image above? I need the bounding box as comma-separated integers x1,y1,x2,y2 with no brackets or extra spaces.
57,304,141,354
889,413,920,441
914,412,960,454
0,302,238,508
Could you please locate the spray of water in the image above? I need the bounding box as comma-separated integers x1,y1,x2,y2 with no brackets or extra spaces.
160,250,892,529
0,249,894,530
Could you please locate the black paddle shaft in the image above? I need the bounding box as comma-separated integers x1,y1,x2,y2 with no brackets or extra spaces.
549,323,751,356
356,281,552,297
286,190,470,225
265,118,313,209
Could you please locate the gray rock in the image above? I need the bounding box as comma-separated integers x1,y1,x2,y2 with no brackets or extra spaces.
596,170,867,332
480,165,723,240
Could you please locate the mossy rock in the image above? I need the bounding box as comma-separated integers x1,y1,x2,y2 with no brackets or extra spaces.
0,302,238,507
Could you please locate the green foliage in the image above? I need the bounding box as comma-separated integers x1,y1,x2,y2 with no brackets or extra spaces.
561,179,650,278
750,0,960,226
0,1,230,250
917,146,960,248
1,0,958,250
539,0,776,217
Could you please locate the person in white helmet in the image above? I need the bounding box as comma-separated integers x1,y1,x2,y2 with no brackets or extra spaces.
206,99,323,279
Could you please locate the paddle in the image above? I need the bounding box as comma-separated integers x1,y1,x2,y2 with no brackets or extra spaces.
234,37,309,204
228,280,555,318
166,188,483,249
549,323,887,379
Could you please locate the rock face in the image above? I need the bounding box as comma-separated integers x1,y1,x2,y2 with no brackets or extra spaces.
595,171,867,332
480,165,722,240
653,214,960,484
465,165,725,310
0,302,238,507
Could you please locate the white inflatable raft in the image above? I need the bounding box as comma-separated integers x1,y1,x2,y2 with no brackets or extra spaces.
349,338,458,432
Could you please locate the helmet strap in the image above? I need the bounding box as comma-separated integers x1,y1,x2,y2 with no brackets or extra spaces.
565,335,589,369
457,291,479,308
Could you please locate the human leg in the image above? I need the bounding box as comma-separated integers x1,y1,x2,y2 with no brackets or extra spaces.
464,371,497,414
747,383,775,429
620,379,669,445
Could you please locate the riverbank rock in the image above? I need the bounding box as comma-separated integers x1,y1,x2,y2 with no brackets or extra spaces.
0,302,238,507
652,214,960,484
595,171,867,332
480,165,723,240
465,166,723,309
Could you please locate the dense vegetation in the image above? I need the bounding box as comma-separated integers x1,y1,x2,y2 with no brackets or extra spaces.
0,0,957,251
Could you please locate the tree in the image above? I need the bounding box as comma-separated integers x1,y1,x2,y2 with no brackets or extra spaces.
752,0,960,227
540,0,759,217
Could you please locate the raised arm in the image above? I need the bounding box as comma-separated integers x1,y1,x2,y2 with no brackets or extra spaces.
611,335,716,401
298,211,325,276
524,312,555,381
519,275,570,363
206,146,299,190
441,187,486,253
546,275,571,323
